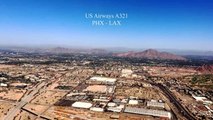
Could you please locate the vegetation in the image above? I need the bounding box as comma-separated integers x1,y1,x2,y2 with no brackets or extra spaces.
191,74,213,84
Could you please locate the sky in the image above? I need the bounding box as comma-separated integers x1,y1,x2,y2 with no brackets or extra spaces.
0,0,213,51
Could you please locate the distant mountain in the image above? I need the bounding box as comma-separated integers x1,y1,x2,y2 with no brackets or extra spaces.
114,49,186,60
1,46,213,60
0,47,109,55
196,65,213,74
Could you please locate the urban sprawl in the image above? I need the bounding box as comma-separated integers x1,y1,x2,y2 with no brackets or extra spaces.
0,50,212,120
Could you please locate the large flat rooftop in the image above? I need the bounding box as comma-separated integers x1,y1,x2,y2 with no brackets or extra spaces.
89,76,117,83
124,107,171,119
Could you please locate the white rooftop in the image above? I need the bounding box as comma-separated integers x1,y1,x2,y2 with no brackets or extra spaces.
128,100,139,105
90,107,104,112
192,94,207,102
90,76,116,83
124,107,171,119
72,102,92,109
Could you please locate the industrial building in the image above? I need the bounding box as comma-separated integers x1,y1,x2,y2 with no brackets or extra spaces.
89,76,116,83
107,107,123,112
90,107,104,112
128,100,139,105
90,102,106,112
192,94,213,105
72,102,92,109
124,107,171,119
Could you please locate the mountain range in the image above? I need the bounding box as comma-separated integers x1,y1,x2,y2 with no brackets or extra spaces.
4,46,213,61
114,49,186,60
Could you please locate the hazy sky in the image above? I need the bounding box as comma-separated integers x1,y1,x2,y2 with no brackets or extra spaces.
0,0,213,50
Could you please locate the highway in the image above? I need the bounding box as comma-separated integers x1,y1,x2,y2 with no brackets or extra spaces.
153,83,196,120
3,82,46,120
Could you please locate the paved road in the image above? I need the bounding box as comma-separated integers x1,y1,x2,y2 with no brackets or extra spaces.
3,82,46,120
152,83,196,120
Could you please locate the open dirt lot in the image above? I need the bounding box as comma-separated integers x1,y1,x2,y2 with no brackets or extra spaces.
0,88,26,101
0,101,14,119
30,90,67,105
14,110,37,120
23,103,49,115
115,87,162,100
84,85,107,93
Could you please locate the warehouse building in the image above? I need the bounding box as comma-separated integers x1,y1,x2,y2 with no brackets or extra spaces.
124,107,171,119
72,102,92,109
89,76,116,83
128,100,139,105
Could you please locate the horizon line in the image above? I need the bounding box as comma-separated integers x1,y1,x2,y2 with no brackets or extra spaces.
0,45,213,53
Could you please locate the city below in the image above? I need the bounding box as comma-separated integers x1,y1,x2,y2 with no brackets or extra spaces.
0,47,212,120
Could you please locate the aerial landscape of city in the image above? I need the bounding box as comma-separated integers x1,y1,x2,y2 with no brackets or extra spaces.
0,0,213,120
